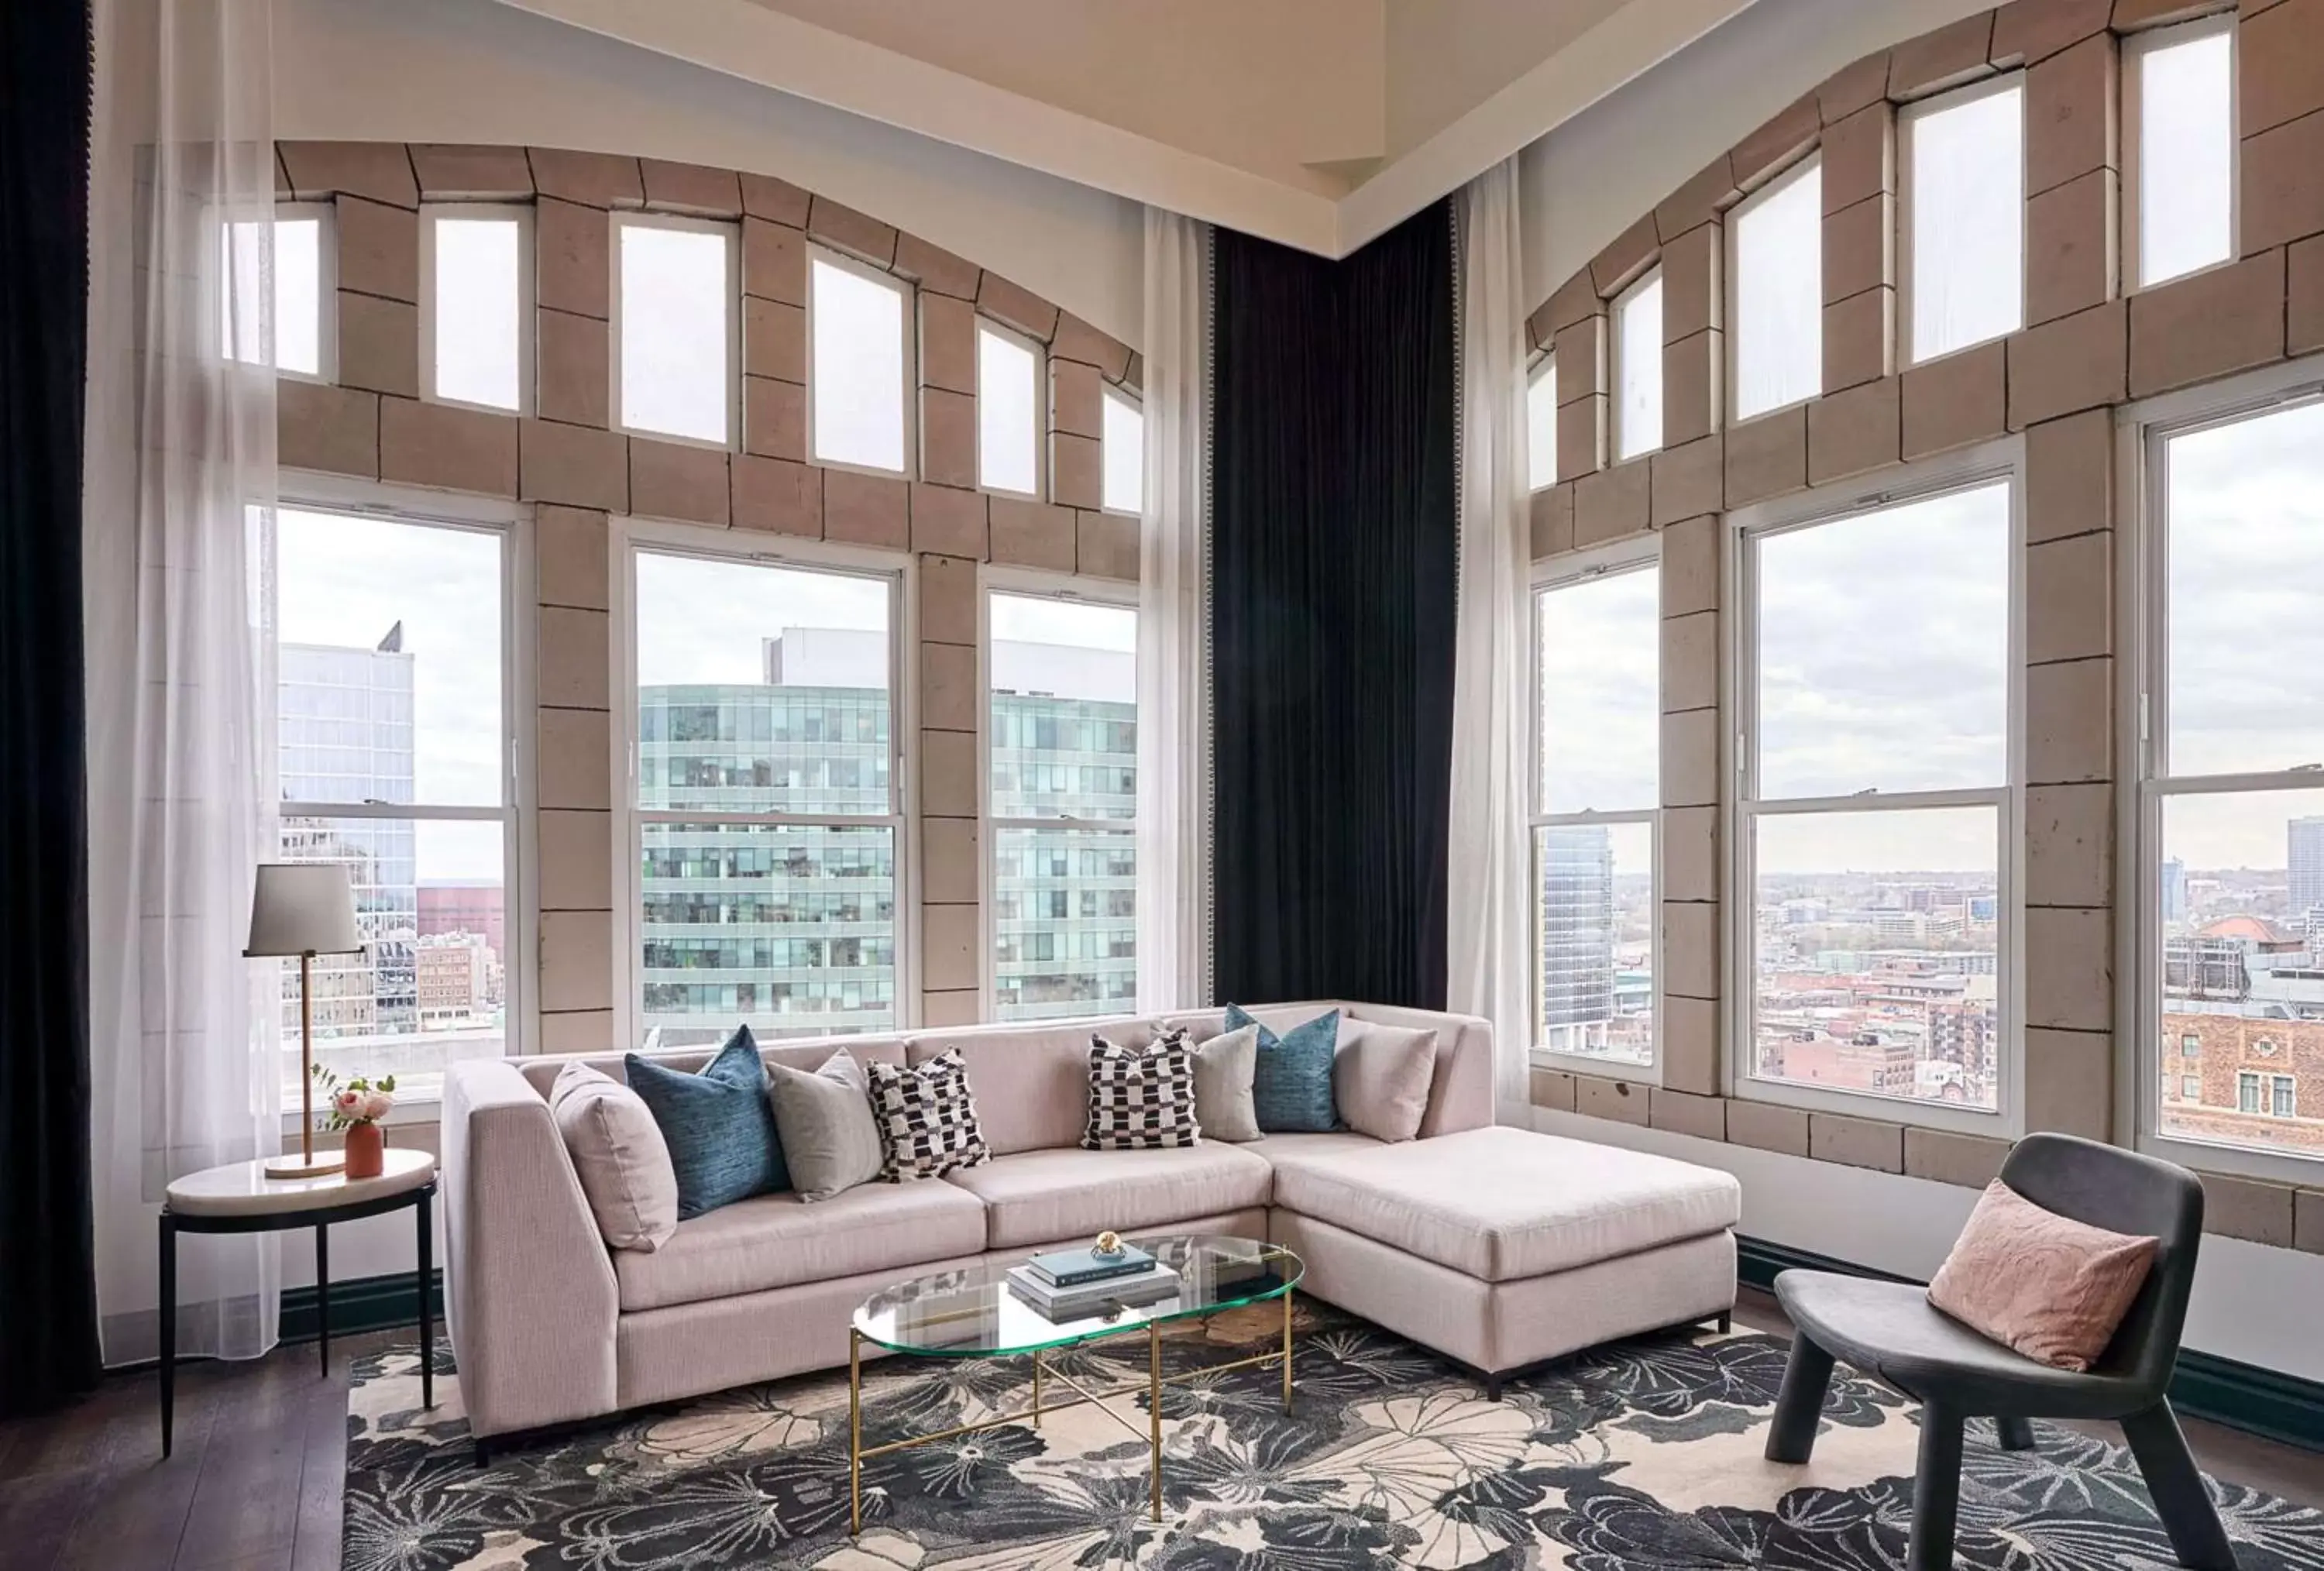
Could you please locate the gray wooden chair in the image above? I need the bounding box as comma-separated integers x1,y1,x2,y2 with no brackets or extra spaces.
1764,1133,2236,1571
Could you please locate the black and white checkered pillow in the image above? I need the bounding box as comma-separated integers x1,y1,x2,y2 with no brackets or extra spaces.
1081,1029,1202,1150
865,1049,991,1181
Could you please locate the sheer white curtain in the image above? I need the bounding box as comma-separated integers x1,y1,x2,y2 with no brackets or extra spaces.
1135,208,1213,1011
84,0,283,1363
1448,160,1533,1120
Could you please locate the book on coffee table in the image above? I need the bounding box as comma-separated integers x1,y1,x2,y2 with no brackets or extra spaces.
1026,1243,1156,1288
1006,1261,1181,1321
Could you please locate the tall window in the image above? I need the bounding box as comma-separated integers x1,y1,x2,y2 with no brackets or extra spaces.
1527,353,1559,490
1904,77,2025,364
628,549,900,1045
1532,557,1659,1068
1730,156,1823,421
2143,394,2324,1167
988,590,1138,1020
424,208,528,413
270,508,511,1102
615,215,737,446
222,207,326,377
2129,17,2236,289
978,321,1041,496
810,251,911,473
1741,476,2014,1116
1612,270,1664,462
1102,386,1144,514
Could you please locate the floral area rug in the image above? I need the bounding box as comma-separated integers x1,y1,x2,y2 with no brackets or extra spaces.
345,1301,2324,1569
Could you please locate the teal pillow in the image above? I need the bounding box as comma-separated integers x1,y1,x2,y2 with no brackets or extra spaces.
625,1027,788,1219
1228,1004,1339,1133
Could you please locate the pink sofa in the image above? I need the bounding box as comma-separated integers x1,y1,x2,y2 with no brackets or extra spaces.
442,1002,1739,1442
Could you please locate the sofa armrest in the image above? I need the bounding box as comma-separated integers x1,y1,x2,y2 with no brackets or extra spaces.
1342,1002,1496,1137
442,1059,618,1438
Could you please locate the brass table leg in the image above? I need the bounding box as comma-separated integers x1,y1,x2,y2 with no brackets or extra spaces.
1032,1348,1043,1426
849,1328,863,1535
1281,1286,1294,1415
1148,1321,1164,1523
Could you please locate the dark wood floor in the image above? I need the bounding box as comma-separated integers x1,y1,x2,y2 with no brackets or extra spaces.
1,1288,2317,1569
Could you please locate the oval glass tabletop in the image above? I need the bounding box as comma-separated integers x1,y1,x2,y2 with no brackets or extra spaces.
852,1232,1302,1358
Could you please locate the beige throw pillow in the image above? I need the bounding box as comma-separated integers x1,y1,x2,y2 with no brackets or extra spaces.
1926,1179,2158,1372
1191,1024,1263,1142
766,1050,885,1201
552,1061,680,1252
1332,1021,1435,1143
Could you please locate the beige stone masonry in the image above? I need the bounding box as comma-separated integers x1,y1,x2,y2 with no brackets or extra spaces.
1992,0,2113,67
2025,408,2114,541
893,234,981,301
822,469,909,551
2027,782,2116,906
1662,223,1723,342
1590,215,1660,297
1052,314,1136,382
639,159,741,218
919,728,978,820
920,639,978,734
1656,156,1740,245
539,1011,617,1054
1651,1088,1728,1142
1052,432,1102,510
520,419,627,512
1808,375,1903,483
1889,12,1999,100
1530,483,1576,558
1820,52,1893,125
1824,287,1895,394
744,297,806,384
2297,1189,2324,1253
1576,1074,1650,1126
537,199,610,320
1732,95,1820,191
909,483,989,560
1905,1128,2012,1188
978,271,1061,342
1661,710,1721,809
1663,806,1719,903
537,604,611,712
1810,1112,1906,1172
1053,359,1104,442
536,708,612,811
989,498,1078,571
2113,0,2235,28
742,376,806,462
2027,33,2119,198
527,148,642,209
338,293,418,398
731,454,823,538
919,552,979,646
1724,406,1809,506
1727,1098,1812,1157
2027,654,2114,782
1661,514,1720,617
537,308,610,427
380,397,517,497
2204,1174,2297,1247
536,507,610,610
539,909,615,1013
739,171,813,228
537,808,613,913
279,381,378,478
2240,108,2324,253
629,438,730,527
1662,996,1720,1095
411,145,535,202
338,196,419,304
742,218,808,307
1077,510,1140,580
922,816,980,905
280,142,418,208
2238,0,2324,136
1652,438,1724,528
2128,249,2289,396
2023,1026,2114,1139
2006,298,2127,426
1558,395,1608,483
2023,529,2113,665
808,196,899,268
1529,1067,1580,1112
919,294,978,397
1822,103,1894,215
2027,169,2119,325
1664,332,1723,447
1662,901,1719,1000
920,389,977,490
1574,458,1651,546
2026,904,2113,1031
1902,339,2009,457
2291,233,2324,352
1661,611,1719,714
1823,194,1893,308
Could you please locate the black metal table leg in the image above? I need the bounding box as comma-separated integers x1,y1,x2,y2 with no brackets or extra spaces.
159,1212,177,1457
316,1222,331,1376
417,1190,434,1408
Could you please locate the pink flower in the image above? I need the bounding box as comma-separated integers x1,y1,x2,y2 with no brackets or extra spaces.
334,1088,362,1112
359,1090,394,1122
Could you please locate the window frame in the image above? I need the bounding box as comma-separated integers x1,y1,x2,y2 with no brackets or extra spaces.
1100,383,1145,517
267,474,534,1107
1610,266,1666,464
1725,152,1824,424
979,565,1141,1023
1528,535,1663,1085
1899,71,2028,369
219,201,337,383
419,202,535,417
609,210,741,452
2125,356,2324,1184
2123,12,2240,294
1527,350,1559,492
806,243,918,480
609,517,917,1050
975,315,1046,500
1724,438,2027,1135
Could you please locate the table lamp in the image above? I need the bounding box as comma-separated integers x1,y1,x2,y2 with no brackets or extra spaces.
246,862,365,1179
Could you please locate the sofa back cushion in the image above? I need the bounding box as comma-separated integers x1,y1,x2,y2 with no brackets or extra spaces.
550,1061,679,1251
624,1030,788,1219
906,1019,1162,1154
517,1036,910,1099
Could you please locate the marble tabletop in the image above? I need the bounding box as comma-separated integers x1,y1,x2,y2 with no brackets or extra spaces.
164,1146,435,1218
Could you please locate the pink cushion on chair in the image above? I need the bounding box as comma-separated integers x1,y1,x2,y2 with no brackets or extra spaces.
1926,1179,2158,1372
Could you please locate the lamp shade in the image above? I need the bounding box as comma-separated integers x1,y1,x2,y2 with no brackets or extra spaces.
244,862,364,957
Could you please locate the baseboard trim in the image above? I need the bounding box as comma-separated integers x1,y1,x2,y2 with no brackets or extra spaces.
1737,1235,2324,1454
279,1269,443,1346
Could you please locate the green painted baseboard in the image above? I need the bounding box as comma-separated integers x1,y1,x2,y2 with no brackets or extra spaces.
279,1268,442,1346
289,1247,2323,1454
1736,1235,2324,1453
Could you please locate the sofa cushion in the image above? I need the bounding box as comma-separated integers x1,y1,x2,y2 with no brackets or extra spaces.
614,1180,988,1312
1241,1130,1384,1165
1229,1003,1340,1133
1083,1030,1202,1150
625,1029,787,1219
866,1048,992,1181
1269,1126,1741,1283
1191,1024,1262,1142
550,1061,679,1252
944,1145,1275,1250
1332,1021,1435,1143
907,1023,1164,1155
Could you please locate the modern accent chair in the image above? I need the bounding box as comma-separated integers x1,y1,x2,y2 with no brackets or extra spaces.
1764,1133,2236,1571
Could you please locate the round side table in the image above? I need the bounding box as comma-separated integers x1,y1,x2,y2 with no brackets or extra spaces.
160,1146,437,1456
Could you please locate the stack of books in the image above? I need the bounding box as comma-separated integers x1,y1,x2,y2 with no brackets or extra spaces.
1004,1242,1180,1320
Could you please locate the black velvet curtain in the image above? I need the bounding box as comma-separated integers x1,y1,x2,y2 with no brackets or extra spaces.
0,0,101,1415
1210,206,1458,1009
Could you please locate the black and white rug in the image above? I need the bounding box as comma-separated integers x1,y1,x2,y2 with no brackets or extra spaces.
344,1301,2324,1569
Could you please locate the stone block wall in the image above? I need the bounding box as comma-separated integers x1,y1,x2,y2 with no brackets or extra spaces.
1524,0,2324,1253
272,142,1142,1042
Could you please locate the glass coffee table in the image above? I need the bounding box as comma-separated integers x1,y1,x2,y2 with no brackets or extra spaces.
847,1232,1302,1531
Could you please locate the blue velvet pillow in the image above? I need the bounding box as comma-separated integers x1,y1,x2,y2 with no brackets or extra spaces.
1227,1004,1340,1133
625,1026,788,1219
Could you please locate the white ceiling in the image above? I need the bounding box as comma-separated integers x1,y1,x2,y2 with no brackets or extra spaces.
488,0,1758,256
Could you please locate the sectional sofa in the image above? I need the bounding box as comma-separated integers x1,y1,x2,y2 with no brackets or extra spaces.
442,1001,1742,1446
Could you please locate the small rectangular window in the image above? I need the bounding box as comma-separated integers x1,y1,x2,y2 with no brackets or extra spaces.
2130,18,2236,289
2181,1074,2202,1099
1102,386,1143,515
1612,270,1664,462
222,208,325,377
810,251,911,473
2274,1075,2296,1119
425,208,528,413
1730,156,1823,421
616,215,737,446
1905,77,2025,364
2239,1071,2261,1115
977,321,1041,496
1527,354,1559,490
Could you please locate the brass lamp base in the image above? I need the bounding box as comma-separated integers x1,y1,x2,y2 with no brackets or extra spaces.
264,1150,346,1181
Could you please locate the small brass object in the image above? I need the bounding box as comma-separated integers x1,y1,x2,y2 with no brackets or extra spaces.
1094,1229,1124,1256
